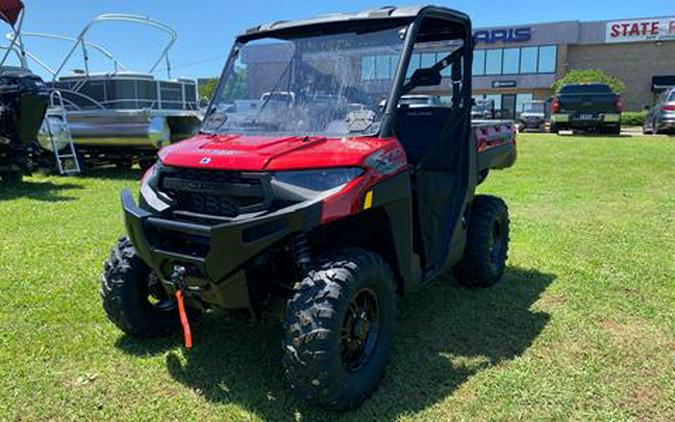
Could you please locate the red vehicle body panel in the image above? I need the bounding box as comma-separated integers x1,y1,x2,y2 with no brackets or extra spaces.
0,0,24,26
158,133,399,171
156,125,514,223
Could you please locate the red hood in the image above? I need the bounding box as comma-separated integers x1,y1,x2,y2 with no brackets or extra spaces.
158,133,394,171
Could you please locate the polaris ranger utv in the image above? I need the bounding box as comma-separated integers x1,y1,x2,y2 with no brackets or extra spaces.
101,5,516,410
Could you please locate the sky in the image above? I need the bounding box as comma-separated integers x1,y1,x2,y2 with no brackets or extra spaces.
10,0,674,79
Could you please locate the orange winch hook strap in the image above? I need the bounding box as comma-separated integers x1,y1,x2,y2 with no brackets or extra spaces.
175,289,192,350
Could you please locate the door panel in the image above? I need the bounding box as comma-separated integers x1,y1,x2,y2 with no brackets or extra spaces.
501,94,516,119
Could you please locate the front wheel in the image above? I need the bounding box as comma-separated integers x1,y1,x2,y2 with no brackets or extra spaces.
100,237,178,337
283,249,396,410
454,195,510,287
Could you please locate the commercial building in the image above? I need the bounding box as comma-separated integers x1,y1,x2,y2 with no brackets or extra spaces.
472,16,675,115
240,15,675,117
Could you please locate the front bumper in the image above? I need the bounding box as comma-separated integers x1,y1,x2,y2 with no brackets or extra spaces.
122,189,321,305
521,118,545,129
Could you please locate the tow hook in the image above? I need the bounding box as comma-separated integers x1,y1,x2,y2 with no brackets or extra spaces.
170,265,192,350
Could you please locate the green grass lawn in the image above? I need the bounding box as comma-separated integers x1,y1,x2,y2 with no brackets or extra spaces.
1,134,673,421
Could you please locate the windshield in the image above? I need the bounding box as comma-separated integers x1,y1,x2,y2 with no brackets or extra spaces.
560,84,612,94
202,26,405,137
523,102,544,113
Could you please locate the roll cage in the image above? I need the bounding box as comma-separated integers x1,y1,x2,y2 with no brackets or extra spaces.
210,5,473,140
208,5,476,278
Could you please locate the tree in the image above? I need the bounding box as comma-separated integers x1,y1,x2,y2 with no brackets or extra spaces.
198,78,219,103
198,66,248,105
552,69,626,94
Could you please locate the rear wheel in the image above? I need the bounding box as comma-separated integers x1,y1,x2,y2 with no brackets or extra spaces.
1,170,22,185
100,237,178,338
115,159,133,170
283,249,396,410
601,125,621,135
643,120,653,135
454,195,510,287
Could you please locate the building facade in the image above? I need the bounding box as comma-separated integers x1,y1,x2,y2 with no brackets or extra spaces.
472,16,675,114
238,15,675,117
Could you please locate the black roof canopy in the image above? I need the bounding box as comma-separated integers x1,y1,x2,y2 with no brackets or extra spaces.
237,5,471,43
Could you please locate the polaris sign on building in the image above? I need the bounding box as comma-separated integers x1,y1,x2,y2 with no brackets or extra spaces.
474,27,533,44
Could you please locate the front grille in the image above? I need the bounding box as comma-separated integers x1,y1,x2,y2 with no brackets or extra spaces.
159,167,271,218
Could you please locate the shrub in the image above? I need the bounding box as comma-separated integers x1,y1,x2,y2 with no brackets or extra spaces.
621,111,647,126
552,69,626,94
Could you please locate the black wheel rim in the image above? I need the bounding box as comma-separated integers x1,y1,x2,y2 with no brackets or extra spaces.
340,288,380,373
489,219,506,267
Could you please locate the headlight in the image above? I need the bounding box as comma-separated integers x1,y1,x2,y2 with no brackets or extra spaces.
140,160,171,212
272,168,363,192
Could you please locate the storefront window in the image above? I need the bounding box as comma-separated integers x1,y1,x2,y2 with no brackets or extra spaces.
515,93,534,116
437,52,452,77
484,94,502,110
363,45,557,81
485,49,502,75
473,50,485,76
376,55,392,80
520,47,538,73
362,56,376,80
538,45,557,73
502,48,520,74
421,53,436,70
406,53,422,78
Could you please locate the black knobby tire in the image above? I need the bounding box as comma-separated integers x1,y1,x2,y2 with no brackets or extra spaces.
642,122,653,135
1,171,22,185
282,249,396,411
100,237,178,338
115,159,133,170
549,123,559,134
454,195,510,287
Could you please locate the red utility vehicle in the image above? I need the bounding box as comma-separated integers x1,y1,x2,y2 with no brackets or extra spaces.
101,5,517,410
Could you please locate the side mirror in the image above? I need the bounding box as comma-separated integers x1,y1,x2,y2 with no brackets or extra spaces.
409,68,442,88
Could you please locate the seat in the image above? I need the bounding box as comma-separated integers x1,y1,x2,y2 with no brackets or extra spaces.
395,105,452,164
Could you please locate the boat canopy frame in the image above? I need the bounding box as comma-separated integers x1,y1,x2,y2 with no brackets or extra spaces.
8,13,178,81
0,0,26,67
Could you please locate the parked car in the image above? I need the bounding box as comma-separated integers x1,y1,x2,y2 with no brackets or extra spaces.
100,5,517,411
472,98,496,119
550,83,623,135
518,100,546,132
399,94,443,106
643,88,675,135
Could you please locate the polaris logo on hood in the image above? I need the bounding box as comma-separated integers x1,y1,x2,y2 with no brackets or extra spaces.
199,157,212,165
474,27,532,44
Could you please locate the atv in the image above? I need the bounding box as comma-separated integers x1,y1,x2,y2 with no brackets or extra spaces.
101,5,516,410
